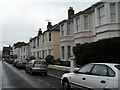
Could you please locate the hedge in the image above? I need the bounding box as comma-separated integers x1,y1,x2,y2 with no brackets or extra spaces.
73,37,120,65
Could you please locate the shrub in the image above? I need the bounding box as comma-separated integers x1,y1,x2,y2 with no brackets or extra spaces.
45,55,54,64
73,37,120,65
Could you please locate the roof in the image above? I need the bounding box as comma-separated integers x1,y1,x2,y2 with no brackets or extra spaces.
13,42,27,49
3,47,12,51
58,2,104,25
43,24,60,34
72,2,103,18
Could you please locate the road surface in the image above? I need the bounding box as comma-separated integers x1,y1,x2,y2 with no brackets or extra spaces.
1,61,62,90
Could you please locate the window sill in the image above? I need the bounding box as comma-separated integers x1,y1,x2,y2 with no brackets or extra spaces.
95,22,119,28
74,30,91,34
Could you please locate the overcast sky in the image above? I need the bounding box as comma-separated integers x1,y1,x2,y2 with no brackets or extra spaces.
0,0,100,50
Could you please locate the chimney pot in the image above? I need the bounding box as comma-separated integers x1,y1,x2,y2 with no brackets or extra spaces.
47,22,52,30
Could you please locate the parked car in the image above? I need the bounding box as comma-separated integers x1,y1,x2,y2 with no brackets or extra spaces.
61,63,120,90
7,59,14,64
12,59,19,67
25,59,47,75
16,59,28,69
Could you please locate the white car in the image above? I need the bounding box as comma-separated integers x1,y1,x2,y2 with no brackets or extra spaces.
61,63,120,90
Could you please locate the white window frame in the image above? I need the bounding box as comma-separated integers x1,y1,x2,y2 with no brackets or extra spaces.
48,49,52,55
98,5,105,25
61,24,64,37
84,15,89,30
67,46,71,59
67,23,70,35
110,3,116,23
75,16,80,32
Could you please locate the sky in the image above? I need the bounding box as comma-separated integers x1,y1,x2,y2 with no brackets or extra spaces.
0,0,100,51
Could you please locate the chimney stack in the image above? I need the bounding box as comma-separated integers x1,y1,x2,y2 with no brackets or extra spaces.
47,22,52,30
68,7,74,19
38,28,42,35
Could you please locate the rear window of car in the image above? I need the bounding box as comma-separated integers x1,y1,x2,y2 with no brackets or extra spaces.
34,61,46,64
115,65,120,71
20,60,28,63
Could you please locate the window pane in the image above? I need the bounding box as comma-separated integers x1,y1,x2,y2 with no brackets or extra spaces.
76,17,80,32
78,64,93,74
67,23,70,35
67,46,71,59
61,46,64,59
49,32,51,41
110,3,116,22
115,65,120,71
61,25,64,36
48,49,51,55
84,15,88,30
108,67,115,77
91,65,107,76
98,6,105,25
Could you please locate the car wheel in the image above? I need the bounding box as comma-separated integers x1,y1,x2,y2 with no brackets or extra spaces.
63,79,71,90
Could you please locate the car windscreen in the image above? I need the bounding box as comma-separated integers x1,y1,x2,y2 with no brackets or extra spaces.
34,61,46,64
115,65,120,71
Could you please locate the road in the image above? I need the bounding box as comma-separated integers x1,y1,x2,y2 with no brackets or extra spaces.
1,61,62,90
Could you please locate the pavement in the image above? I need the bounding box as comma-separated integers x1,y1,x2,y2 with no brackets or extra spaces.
47,68,69,80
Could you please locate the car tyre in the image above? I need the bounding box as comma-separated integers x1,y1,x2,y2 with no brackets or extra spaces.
63,79,71,90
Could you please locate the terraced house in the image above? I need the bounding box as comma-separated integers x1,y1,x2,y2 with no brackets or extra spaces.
19,43,30,59
59,1,120,61
29,22,60,59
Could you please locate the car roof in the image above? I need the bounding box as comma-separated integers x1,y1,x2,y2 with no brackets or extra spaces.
89,63,120,66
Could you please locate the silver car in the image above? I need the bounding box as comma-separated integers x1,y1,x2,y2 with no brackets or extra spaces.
25,59,47,75
61,63,120,90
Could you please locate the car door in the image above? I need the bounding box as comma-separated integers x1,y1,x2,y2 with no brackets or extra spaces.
86,64,108,89
70,64,94,89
